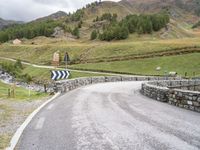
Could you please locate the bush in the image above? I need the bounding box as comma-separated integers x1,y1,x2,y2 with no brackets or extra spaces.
21,73,32,83
90,30,97,40
70,9,84,22
14,59,23,69
72,27,80,38
0,61,32,83
1,62,22,77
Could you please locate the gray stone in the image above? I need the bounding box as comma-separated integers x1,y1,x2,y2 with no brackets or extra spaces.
193,102,200,107
178,104,184,108
189,106,195,110
197,97,200,102
187,101,193,105
195,107,200,112
189,96,193,101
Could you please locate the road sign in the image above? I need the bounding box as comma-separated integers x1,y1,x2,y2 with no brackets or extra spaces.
64,52,70,69
64,52,70,63
51,70,70,80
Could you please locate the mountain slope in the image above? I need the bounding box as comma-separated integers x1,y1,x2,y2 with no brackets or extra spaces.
0,0,200,42
33,11,67,22
120,0,200,16
76,0,199,39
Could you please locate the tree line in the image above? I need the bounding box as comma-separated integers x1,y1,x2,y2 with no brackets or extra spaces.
91,12,170,41
0,20,62,43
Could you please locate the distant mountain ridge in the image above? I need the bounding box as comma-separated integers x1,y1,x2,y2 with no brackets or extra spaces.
33,11,67,22
0,18,23,29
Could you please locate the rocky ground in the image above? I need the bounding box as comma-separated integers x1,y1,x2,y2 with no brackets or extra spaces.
0,96,51,150
0,69,53,92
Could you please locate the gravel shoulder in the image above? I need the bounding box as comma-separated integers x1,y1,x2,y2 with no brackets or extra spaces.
0,96,51,150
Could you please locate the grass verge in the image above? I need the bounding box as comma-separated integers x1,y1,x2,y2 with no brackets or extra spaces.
70,53,200,77
0,81,47,101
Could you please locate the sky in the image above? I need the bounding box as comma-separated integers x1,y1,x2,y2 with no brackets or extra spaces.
0,0,120,22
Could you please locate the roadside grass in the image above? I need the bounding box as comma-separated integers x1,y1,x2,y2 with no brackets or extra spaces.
0,59,111,84
22,66,110,82
0,81,49,150
70,53,200,77
0,104,13,121
0,81,47,101
0,37,200,65
0,134,10,150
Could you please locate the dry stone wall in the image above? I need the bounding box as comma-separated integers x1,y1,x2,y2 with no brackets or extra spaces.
55,76,177,93
168,89,200,112
141,83,169,102
141,80,200,113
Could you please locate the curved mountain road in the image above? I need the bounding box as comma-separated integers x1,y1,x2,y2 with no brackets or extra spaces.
16,81,200,150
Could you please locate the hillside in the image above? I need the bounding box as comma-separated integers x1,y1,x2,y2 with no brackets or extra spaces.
59,0,200,39
0,0,200,42
0,0,200,78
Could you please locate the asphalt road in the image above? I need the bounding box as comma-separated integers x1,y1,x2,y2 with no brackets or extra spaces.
17,81,200,150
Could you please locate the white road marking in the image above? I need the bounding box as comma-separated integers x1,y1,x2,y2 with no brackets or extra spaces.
35,117,45,130
47,104,54,110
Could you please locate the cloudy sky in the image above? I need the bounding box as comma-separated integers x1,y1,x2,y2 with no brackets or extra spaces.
0,0,120,22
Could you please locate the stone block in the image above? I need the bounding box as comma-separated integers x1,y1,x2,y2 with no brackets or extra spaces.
91,77,105,84
197,97,200,102
178,104,184,108
105,76,122,82
187,101,193,105
121,76,136,81
189,106,195,110
195,107,200,112
193,102,200,107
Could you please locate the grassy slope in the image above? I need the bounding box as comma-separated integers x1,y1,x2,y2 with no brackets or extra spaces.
0,42,90,65
71,53,200,77
1,37,200,65
23,65,109,83
1,0,200,65
0,81,47,100
0,59,110,83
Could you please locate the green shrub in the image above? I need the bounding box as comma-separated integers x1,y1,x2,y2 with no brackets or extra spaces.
90,30,97,40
